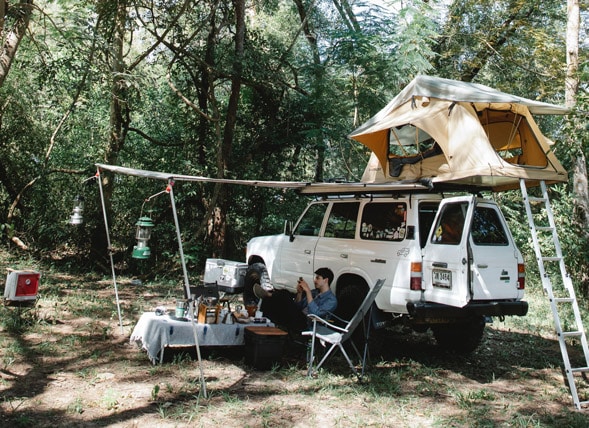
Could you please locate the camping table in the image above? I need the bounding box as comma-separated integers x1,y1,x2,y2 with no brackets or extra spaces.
130,312,274,364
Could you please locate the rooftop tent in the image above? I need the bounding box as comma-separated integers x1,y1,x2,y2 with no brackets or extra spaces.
349,75,569,191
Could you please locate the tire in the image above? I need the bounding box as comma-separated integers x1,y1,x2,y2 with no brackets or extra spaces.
335,278,369,322
431,316,485,354
335,278,369,348
243,263,272,306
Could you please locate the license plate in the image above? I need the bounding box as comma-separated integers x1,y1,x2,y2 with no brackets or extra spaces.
433,269,452,289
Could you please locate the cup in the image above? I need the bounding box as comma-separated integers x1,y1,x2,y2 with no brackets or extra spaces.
245,302,257,317
219,308,228,324
175,299,187,318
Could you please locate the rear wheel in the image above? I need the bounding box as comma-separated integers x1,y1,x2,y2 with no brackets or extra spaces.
335,277,370,348
431,316,485,354
335,277,369,321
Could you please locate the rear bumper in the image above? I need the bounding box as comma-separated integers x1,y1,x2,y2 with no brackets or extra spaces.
406,300,528,320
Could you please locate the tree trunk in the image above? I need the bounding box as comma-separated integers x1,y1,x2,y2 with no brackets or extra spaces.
0,1,33,88
92,0,130,263
565,0,589,294
566,0,586,227
207,0,245,257
293,0,326,182
565,0,579,108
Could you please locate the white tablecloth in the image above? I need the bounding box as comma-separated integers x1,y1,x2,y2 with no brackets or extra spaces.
130,312,274,363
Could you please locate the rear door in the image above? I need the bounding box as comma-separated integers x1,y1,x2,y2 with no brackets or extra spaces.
313,201,360,281
469,203,521,300
422,196,475,308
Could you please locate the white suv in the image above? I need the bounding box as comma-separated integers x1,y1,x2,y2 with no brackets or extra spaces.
244,190,527,353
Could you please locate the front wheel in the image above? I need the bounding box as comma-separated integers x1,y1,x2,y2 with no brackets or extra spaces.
243,263,273,305
431,316,485,354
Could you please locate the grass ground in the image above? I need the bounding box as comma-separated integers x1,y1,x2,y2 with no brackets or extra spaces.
1,249,589,427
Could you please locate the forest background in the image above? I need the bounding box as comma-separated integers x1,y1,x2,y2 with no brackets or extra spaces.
0,0,588,294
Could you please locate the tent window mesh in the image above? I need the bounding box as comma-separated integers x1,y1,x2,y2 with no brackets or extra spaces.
387,125,442,177
479,109,547,168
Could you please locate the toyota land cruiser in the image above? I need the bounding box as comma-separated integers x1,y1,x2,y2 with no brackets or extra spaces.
244,190,527,353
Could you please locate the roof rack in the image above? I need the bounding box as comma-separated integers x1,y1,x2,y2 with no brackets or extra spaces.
296,180,492,196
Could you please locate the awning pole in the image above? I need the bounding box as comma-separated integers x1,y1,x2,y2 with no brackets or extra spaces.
167,180,191,299
96,167,124,335
167,179,207,398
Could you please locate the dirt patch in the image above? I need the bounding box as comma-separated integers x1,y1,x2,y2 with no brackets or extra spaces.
1,265,589,427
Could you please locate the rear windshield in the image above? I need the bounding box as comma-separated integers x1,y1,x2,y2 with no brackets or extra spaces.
430,203,509,246
471,206,509,246
431,202,467,245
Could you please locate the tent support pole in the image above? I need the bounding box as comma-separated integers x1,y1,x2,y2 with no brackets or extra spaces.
96,167,124,335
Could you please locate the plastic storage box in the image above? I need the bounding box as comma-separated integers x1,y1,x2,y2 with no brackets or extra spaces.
244,326,288,370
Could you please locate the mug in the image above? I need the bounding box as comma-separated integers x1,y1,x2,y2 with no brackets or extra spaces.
245,303,257,317
175,299,187,318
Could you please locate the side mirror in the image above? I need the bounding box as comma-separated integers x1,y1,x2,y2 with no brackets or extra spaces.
284,220,295,242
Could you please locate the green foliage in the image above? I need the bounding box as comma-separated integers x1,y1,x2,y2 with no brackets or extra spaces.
435,0,566,90
0,0,584,285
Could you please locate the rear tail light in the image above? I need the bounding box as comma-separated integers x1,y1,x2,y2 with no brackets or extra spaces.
410,262,423,291
517,263,525,290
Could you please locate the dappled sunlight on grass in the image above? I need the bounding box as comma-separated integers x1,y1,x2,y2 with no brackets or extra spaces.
1,248,589,426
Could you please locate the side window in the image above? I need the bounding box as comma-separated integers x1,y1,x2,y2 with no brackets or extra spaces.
294,203,328,237
431,202,467,245
418,201,440,248
360,202,407,241
324,203,359,239
471,206,509,245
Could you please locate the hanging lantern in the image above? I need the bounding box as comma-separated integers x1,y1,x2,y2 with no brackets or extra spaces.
132,216,155,259
69,195,85,225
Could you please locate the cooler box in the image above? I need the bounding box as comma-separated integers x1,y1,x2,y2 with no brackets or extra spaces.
203,258,225,284
204,259,248,294
244,326,288,370
4,270,40,303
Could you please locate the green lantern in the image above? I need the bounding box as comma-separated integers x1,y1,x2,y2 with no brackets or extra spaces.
132,216,155,259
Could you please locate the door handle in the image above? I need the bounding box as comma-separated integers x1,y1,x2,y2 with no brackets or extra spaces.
340,254,348,259
477,264,488,269
432,262,447,268
304,250,311,255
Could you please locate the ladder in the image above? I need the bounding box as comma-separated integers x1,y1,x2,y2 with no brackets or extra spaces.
520,179,589,409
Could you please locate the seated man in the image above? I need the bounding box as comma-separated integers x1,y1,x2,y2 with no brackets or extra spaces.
260,267,337,336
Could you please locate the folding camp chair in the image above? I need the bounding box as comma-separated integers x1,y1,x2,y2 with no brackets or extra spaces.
302,278,386,379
